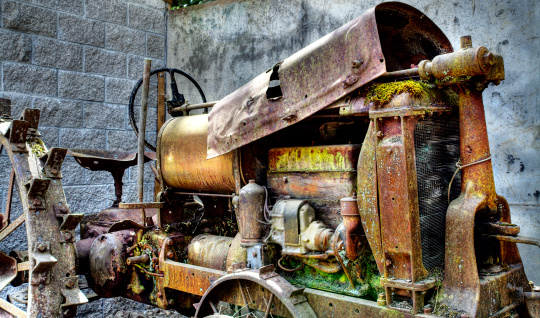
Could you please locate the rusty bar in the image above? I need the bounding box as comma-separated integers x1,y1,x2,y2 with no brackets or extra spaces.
126,254,150,265
378,68,419,80
17,261,29,272
118,202,165,209
3,168,15,228
263,293,274,318
0,213,24,242
340,195,362,260
172,191,234,198
492,235,540,247
138,58,152,224
169,101,217,117
155,72,166,199
162,260,226,296
0,297,26,318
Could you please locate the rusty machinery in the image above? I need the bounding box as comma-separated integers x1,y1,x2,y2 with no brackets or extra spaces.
0,2,539,318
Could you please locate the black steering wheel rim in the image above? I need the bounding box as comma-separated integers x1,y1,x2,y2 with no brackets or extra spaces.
128,67,206,152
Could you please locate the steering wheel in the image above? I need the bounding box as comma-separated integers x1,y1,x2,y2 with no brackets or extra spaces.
128,67,206,151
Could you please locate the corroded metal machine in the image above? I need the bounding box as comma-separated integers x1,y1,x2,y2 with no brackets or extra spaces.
0,2,538,318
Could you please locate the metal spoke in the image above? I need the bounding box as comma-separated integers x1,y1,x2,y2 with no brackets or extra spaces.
3,168,15,228
0,297,26,318
0,213,25,242
263,293,274,318
209,300,218,314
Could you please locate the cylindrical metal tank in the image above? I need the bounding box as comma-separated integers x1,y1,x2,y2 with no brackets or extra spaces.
238,180,266,246
158,114,235,192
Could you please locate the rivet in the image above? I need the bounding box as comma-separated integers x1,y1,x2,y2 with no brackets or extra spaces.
37,243,46,252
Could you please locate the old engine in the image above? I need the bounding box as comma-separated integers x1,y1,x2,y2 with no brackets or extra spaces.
0,2,538,318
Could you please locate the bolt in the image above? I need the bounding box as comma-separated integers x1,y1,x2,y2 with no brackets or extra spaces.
385,258,392,266
283,177,288,183
155,265,159,271
39,276,47,284
351,59,364,68
63,232,72,241
423,306,433,314
376,131,383,138
460,315,470,318
51,168,58,174
37,243,47,252
157,292,162,298
38,284,44,291
166,251,174,259
65,279,75,288
33,199,42,206
166,239,173,246
252,251,258,257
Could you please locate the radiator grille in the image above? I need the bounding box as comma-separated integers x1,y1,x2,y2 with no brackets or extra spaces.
414,114,460,269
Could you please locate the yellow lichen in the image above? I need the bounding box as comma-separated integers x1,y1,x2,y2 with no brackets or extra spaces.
28,138,46,157
364,80,429,105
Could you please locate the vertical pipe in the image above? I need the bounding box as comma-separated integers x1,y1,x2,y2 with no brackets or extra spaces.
138,59,152,225
155,72,166,200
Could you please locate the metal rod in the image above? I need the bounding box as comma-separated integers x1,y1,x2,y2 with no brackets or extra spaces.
169,101,217,116
0,213,25,242
264,293,274,318
127,254,150,265
138,58,152,225
3,168,14,227
17,261,29,272
172,191,234,198
378,68,419,80
0,298,26,318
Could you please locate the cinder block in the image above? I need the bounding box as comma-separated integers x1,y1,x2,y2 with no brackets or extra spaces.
83,102,126,130
33,96,84,128
60,157,87,186
86,0,127,25
36,126,60,148
106,24,146,55
3,63,58,96
35,0,84,15
127,0,167,10
0,30,32,63
84,47,126,77
34,37,83,71
107,130,137,152
127,55,164,80
64,184,116,213
3,1,57,37
58,71,105,101
59,13,105,47
146,34,165,59
106,77,137,105
59,127,106,149
128,4,165,34
0,92,33,118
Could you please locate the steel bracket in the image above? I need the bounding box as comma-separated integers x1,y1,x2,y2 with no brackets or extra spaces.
60,276,88,307
58,213,83,232
27,178,50,210
9,120,29,153
43,147,67,178
31,242,57,285
0,252,17,291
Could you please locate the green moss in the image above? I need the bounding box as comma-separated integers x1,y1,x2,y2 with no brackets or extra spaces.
364,80,430,105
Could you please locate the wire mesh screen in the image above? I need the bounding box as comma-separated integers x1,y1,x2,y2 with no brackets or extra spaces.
414,113,460,269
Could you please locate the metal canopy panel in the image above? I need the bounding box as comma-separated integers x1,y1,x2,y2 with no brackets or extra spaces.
207,2,451,158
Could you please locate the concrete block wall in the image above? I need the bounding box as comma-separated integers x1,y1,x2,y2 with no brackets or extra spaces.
0,0,169,316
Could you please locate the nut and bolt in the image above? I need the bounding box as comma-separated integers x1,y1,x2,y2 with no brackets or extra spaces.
385,258,392,266
376,293,387,306
63,232,73,241
376,131,383,138
157,292,162,298
166,239,173,246
65,279,75,288
283,177,288,183
352,59,364,68
166,251,174,259
37,243,47,252
423,305,433,314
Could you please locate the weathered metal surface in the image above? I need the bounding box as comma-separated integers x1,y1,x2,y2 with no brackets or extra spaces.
267,145,360,206
162,260,226,297
207,2,451,158
237,180,265,245
188,235,234,271
88,231,136,298
158,114,235,192
0,252,17,292
340,196,362,261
